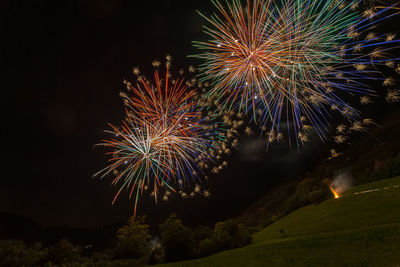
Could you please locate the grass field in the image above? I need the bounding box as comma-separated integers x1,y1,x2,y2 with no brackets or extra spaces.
156,176,400,267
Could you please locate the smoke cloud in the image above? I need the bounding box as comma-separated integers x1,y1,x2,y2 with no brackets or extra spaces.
331,172,354,195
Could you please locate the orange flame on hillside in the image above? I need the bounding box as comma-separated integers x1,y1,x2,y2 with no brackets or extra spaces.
330,186,340,199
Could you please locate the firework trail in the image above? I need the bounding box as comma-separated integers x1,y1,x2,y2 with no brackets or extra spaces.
193,0,400,144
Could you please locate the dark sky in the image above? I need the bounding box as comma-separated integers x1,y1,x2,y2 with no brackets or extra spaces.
1,0,398,229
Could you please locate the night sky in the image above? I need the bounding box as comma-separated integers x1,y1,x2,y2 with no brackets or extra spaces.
2,0,396,229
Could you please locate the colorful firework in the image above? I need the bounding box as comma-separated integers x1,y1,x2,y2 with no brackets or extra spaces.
95,119,175,213
124,67,200,129
193,0,400,144
95,60,229,214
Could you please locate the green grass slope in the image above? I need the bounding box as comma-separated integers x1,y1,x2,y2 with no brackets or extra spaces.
156,177,400,267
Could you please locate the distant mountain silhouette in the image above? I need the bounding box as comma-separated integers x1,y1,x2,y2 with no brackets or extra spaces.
0,212,122,250
0,212,43,242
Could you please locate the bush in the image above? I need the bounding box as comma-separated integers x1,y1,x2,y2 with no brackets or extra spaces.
307,189,329,204
356,152,400,184
194,225,213,242
92,250,112,262
280,194,299,215
213,220,252,251
160,214,196,262
113,216,151,260
0,240,46,267
213,222,233,250
280,178,330,215
148,243,164,265
295,178,322,206
374,157,395,180
296,178,318,197
45,239,81,265
391,152,400,176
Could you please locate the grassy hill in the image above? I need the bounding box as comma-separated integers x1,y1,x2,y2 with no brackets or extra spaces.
156,177,400,267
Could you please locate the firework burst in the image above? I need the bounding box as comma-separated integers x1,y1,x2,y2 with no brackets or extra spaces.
193,0,400,143
95,61,228,214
